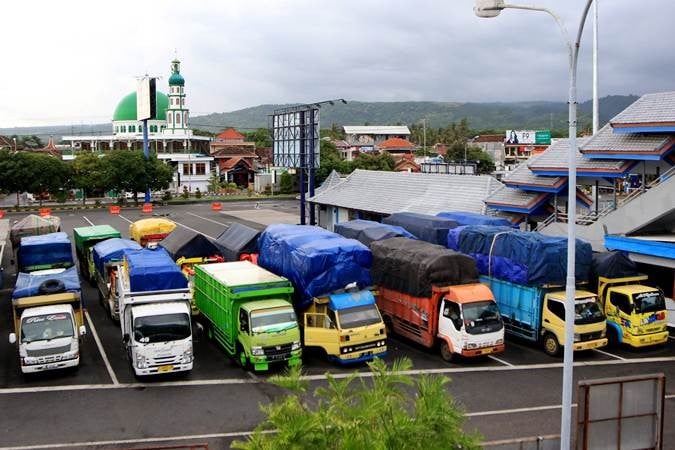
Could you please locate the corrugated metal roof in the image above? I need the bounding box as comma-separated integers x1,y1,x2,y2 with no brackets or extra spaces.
504,157,564,187
611,91,675,125
581,123,673,153
484,185,545,208
308,169,502,215
528,138,627,171
343,126,410,135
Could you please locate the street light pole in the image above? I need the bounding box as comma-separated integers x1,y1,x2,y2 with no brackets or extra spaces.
474,1,594,449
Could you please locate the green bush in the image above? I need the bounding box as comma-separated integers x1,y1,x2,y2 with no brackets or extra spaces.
94,200,101,208
162,190,173,201
55,191,68,203
195,187,202,199
181,186,189,199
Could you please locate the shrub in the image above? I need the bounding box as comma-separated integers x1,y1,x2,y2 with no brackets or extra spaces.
162,190,172,201
181,186,189,199
195,187,202,199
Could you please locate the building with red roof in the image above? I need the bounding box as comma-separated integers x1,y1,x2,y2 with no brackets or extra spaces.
377,137,416,155
209,128,257,187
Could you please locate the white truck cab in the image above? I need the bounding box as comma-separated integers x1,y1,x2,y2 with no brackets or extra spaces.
10,303,86,373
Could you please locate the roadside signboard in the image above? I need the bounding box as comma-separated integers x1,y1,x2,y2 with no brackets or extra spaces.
505,130,551,145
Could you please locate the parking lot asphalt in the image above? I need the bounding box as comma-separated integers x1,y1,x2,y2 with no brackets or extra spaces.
1,200,673,449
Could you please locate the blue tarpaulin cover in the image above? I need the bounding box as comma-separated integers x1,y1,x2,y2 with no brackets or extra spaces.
437,211,516,227
92,238,142,276
334,220,417,246
258,224,372,309
447,226,592,286
328,290,376,311
13,266,81,299
124,248,188,292
383,212,458,246
17,232,73,272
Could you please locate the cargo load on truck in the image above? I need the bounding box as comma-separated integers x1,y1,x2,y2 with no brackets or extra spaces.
13,266,81,298
436,211,516,227
73,225,121,283
92,238,142,276
17,232,74,273
124,248,189,292
370,237,478,297
129,218,176,248
590,251,638,280
10,214,61,249
159,228,220,260
383,212,458,246
0,219,9,288
258,224,372,309
334,220,417,246
447,226,592,286
215,223,260,262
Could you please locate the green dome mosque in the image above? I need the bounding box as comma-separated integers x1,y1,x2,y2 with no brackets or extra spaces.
113,91,170,122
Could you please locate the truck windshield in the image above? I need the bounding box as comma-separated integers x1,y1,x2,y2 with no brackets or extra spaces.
575,299,605,324
337,304,381,329
251,308,297,333
633,291,665,314
462,301,503,335
134,313,191,343
21,313,74,343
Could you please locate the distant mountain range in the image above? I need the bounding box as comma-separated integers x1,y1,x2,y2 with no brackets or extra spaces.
0,95,639,141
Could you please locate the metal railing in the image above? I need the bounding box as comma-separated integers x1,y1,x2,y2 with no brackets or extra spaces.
535,165,675,231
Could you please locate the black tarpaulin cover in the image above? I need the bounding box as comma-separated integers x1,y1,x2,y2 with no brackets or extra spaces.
334,220,416,246
370,237,478,297
590,251,638,279
158,228,219,261
382,212,458,246
215,223,260,261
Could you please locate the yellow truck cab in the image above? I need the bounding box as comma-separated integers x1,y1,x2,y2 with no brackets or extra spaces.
303,290,387,364
598,276,668,348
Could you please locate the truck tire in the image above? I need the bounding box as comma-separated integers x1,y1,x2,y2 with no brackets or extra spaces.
439,340,455,363
38,279,66,295
543,333,561,357
236,344,249,369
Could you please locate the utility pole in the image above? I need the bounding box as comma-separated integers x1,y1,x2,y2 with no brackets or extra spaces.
423,118,427,157
592,0,599,134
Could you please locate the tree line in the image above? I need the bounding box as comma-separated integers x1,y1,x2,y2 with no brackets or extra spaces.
0,150,173,205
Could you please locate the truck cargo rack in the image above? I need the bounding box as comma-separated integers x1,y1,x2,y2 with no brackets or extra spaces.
123,289,191,305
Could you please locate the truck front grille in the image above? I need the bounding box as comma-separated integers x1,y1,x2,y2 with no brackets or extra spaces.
26,344,72,357
149,355,181,367
579,331,603,342
263,343,293,360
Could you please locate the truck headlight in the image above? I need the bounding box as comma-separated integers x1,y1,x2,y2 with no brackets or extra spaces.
600,329,606,338
251,346,264,356
466,342,478,349
291,341,301,351
136,354,147,369
496,338,504,345
574,333,581,342
181,348,193,364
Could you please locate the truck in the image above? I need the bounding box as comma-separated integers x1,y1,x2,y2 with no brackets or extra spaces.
129,218,176,248
73,225,121,284
258,224,387,364
193,261,302,371
370,238,505,361
91,238,142,320
9,231,86,374
115,248,193,376
598,275,668,348
481,276,608,356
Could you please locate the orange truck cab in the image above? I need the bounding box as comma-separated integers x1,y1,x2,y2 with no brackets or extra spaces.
378,283,505,361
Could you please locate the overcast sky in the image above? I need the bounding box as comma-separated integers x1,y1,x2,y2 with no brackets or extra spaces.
2,0,674,127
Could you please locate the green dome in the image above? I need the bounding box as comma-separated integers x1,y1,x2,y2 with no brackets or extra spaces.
113,91,169,121
169,72,185,86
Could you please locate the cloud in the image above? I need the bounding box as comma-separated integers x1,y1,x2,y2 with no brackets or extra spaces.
1,0,673,126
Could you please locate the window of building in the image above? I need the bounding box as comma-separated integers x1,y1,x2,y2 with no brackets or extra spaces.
168,114,172,125
115,126,119,133
176,112,181,124
129,125,135,133
183,112,188,126
194,163,205,175
183,163,192,176
138,125,142,133
121,125,127,133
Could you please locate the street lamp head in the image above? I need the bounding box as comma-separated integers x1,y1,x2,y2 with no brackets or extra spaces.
474,0,505,18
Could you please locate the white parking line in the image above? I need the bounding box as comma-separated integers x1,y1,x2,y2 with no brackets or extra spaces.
488,355,513,366
466,402,574,417
593,348,626,361
117,214,133,224
82,216,95,226
186,211,231,227
84,310,119,385
3,355,675,395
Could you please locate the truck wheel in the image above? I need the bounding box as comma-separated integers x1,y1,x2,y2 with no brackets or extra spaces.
439,340,454,363
236,345,249,369
543,333,561,357
38,279,65,295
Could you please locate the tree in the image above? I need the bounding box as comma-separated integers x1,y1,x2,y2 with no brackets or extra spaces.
26,153,72,205
316,140,350,183
352,152,395,171
279,171,293,194
101,150,173,204
244,128,272,148
208,172,222,194
233,358,481,450
72,152,106,205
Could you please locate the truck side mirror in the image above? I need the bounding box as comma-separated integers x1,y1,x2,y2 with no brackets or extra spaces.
9,333,16,344
123,334,130,344
79,325,87,336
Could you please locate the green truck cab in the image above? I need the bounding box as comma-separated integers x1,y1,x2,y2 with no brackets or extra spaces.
73,225,121,283
193,261,302,371
598,275,669,348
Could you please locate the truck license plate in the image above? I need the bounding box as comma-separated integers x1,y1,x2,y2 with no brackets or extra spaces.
158,364,174,372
